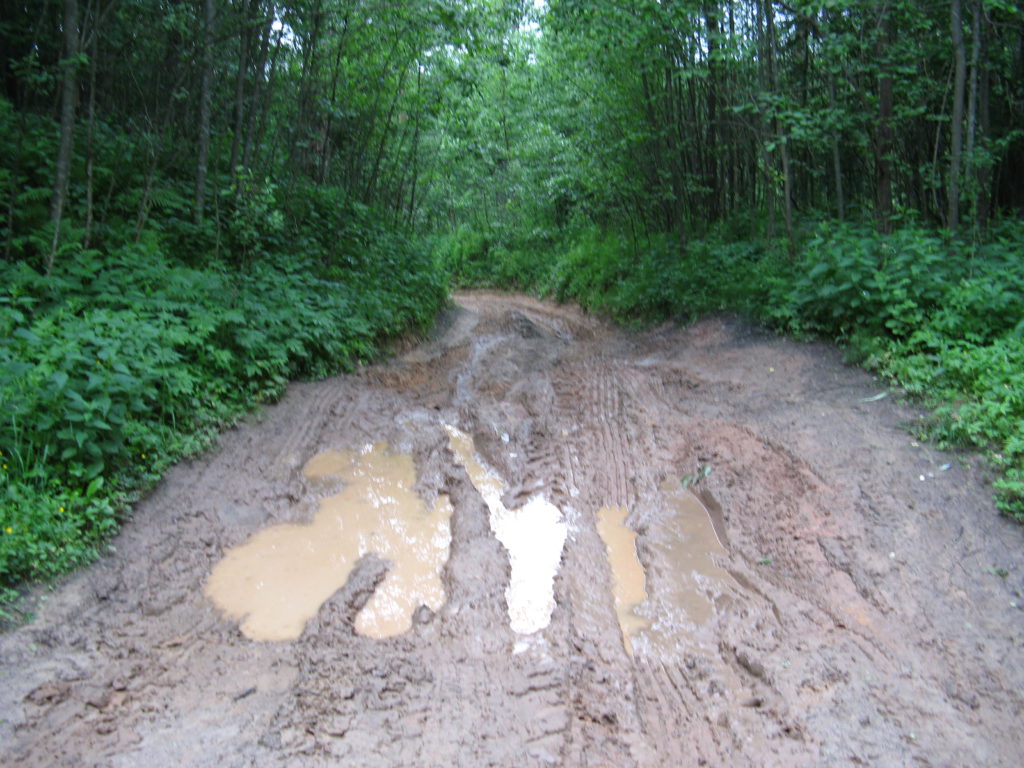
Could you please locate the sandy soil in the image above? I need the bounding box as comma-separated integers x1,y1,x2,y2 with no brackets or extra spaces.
3,292,1023,767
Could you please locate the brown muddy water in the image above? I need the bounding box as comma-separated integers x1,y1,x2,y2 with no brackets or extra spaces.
595,505,648,656
204,443,452,641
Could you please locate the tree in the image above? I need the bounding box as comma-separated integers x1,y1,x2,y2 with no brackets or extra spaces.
47,0,80,274
194,0,215,225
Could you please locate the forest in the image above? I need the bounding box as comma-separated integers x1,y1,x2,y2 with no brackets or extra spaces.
1,0,1023,604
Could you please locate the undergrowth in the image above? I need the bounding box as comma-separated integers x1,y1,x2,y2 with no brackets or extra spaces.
0,231,446,603
438,219,1024,521
774,221,1024,520
436,224,788,324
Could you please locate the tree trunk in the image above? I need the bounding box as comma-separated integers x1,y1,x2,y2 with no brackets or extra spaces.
948,0,967,231
244,2,274,171
83,33,97,248
705,4,720,222
47,0,80,274
874,4,895,234
829,75,845,220
975,1,992,230
194,0,215,225
252,21,284,175
764,0,795,251
229,0,252,177
4,114,25,261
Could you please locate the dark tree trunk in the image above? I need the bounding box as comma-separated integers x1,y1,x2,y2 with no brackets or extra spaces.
764,0,794,251
829,75,845,220
229,0,252,177
195,0,215,225
948,0,967,231
47,0,80,274
83,33,97,248
874,5,895,234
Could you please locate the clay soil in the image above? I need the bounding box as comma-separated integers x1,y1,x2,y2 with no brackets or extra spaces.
3,292,1023,767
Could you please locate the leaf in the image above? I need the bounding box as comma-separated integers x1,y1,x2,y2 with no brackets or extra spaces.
50,371,70,390
86,476,104,498
860,392,889,402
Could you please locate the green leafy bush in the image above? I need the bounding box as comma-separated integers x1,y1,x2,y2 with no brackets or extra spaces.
1,223,447,593
772,221,1024,519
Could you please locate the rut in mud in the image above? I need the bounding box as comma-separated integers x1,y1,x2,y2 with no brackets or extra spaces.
3,293,1024,767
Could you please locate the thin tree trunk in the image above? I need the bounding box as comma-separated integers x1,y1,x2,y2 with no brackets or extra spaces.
319,13,351,184
47,0,80,274
829,75,845,220
244,2,273,171
229,0,252,177
363,65,409,203
765,0,795,251
4,114,25,261
253,22,284,174
194,0,215,225
975,2,992,230
948,0,967,231
405,65,424,229
964,0,983,232
875,4,895,234
83,33,97,248
705,4,721,221
135,135,163,241
289,0,324,177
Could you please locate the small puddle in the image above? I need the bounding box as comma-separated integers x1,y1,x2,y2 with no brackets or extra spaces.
595,505,649,657
634,479,739,656
204,443,452,641
445,424,567,635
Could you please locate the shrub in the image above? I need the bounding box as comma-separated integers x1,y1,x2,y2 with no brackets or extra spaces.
1,223,447,594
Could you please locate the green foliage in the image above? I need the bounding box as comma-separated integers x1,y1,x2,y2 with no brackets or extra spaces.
440,224,787,326
0,221,446,593
772,221,1024,519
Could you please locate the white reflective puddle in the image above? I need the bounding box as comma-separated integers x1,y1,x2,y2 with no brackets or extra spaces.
445,424,567,635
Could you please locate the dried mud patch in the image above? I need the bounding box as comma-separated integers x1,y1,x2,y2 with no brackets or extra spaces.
2,293,1023,767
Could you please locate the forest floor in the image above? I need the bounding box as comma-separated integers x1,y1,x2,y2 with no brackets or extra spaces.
3,292,1024,767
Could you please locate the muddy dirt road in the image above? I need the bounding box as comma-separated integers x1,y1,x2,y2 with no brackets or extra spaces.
3,292,1024,767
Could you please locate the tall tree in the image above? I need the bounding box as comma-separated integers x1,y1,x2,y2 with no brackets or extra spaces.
949,0,967,231
194,0,215,225
47,0,80,273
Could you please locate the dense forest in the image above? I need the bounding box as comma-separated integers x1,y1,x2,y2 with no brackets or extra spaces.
1,0,1023,604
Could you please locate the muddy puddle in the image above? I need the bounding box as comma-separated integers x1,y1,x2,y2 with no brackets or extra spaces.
204,443,452,641
632,480,741,657
445,424,567,636
595,505,649,657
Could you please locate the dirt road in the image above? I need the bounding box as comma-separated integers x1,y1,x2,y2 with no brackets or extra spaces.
3,292,1023,767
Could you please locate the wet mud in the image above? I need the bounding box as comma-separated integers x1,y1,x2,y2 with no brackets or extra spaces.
205,443,452,641
3,292,1024,767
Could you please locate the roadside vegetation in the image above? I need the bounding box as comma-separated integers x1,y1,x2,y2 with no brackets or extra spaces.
438,219,1024,521
2,0,1022,608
